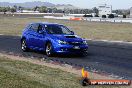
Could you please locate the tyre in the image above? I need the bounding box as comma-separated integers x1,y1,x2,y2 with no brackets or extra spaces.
21,39,28,52
45,43,53,57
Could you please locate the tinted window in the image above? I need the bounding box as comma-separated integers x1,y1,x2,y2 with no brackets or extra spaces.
38,24,43,31
45,25,72,34
31,23,39,31
25,24,31,29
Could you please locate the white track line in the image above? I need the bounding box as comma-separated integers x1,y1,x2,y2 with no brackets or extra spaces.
0,34,4,35
86,39,132,44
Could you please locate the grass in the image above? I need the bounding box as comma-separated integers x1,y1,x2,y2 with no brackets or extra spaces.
0,17,132,42
0,56,130,88
0,56,82,88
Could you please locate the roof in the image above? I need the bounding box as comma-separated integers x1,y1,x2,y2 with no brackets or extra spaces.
30,22,62,25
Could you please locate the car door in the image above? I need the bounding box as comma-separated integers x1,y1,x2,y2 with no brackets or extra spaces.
27,23,38,49
35,24,46,50
29,23,46,50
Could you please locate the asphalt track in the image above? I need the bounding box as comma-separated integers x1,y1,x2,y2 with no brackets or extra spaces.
0,35,132,80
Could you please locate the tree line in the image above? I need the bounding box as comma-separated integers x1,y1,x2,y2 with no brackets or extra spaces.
0,6,99,14
0,5,130,16
0,7,16,13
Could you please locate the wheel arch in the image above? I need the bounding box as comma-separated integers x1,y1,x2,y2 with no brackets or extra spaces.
45,40,55,52
45,40,52,49
21,36,26,42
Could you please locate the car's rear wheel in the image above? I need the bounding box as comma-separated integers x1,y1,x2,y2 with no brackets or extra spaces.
46,43,53,57
21,39,28,52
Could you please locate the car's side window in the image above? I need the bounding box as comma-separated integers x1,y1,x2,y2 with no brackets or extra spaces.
37,24,43,32
31,23,39,32
25,24,31,29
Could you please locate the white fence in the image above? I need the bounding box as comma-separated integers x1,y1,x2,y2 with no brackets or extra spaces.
86,18,132,23
43,16,132,23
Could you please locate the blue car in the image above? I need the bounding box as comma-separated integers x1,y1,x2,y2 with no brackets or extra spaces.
21,22,88,56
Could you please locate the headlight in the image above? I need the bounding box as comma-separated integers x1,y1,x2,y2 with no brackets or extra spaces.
82,40,87,44
58,40,68,44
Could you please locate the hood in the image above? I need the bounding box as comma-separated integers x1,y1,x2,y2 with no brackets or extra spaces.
50,34,84,42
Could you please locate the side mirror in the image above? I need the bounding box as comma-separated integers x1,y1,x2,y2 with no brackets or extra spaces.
71,31,74,35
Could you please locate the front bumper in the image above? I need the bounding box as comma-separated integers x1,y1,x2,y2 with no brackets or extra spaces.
53,44,88,54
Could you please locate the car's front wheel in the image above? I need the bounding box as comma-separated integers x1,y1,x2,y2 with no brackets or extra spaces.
45,43,53,57
21,39,28,52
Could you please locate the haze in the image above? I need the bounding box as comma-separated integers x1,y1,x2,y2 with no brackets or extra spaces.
0,0,132,9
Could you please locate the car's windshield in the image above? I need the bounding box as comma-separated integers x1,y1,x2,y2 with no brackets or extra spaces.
45,25,72,34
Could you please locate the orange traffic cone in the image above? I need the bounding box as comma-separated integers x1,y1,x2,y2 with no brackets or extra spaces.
81,68,91,86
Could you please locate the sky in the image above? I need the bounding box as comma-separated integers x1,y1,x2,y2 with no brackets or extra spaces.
0,0,132,9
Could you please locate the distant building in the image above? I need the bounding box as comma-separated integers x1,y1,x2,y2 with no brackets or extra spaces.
17,10,39,13
130,7,132,17
98,4,112,16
